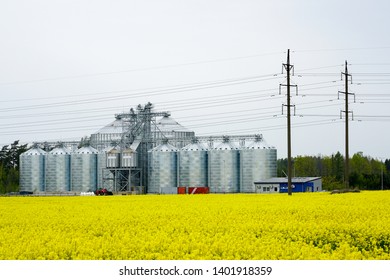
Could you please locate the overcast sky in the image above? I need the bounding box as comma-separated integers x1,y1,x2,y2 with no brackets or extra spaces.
1,0,390,159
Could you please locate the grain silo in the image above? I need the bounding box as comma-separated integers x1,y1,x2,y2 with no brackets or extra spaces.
121,148,137,168
19,146,46,193
45,146,71,192
71,146,98,192
240,135,277,193
208,136,240,193
148,142,178,194
154,115,195,149
90,116,124,150
105,147,121,168
96,146,120,191
179,140,208,188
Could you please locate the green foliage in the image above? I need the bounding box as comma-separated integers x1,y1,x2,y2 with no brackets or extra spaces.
0,166,19,193
351,152,372,174
321,176,344,191
385,159,390,172
278,151,388,191
294,156,319,177
0,140,28,194
277,158,287,177
320,156,333,177
332,152,344,181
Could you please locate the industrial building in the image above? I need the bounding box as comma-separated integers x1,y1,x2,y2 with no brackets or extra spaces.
254,177,322,193
19,102,277,194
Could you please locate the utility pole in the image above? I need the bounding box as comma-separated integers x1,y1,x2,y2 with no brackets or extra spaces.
280,49,298,195
339,61,354,189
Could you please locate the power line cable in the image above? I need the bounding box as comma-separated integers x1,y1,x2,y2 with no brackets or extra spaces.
0,75,281,112
0,52,284,86
0,73,280,103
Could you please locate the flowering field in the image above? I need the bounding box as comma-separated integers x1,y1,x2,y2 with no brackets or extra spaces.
0,192,389,260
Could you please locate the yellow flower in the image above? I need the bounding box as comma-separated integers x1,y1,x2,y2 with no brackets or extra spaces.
0,192,389,260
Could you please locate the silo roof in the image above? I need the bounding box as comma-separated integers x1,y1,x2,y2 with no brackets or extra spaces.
214,141,239,150
246,139,273,149
95,115,193,135
156,116,192,133
181,142,207,151
94,119,124,134
105,146,120,154
50,147,71,155
75,146,99,154
150,143,178,152
22,147,46,155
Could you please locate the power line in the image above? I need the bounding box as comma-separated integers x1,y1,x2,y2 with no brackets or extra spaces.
0,73,280,103
294,47,390,53
197,118,344,136
2,52,390,152
0,75,281,112
0,51,285,86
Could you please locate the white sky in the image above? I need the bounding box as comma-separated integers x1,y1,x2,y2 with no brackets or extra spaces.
1,0,390,159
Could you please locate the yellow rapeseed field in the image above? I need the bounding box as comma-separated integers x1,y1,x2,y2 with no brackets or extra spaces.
0,191,389,260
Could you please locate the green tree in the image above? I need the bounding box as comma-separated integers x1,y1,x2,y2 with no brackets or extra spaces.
322,175,344,191
0,140,28,194
294,156,319,177
276,152,388,191
350,152,372,175
321,156,333,177
348,153,387,190
331,152,344,181
385,159,390,172
277,158,288,177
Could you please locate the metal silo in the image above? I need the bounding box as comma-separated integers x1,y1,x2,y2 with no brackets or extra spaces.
19,146,46,193
179,140,208,188
121,148,137,167
240,135,277,193
208,137,240,193
71,146,98,192
96,146,118,191
106,147,120,168
90,116,124,150
45,146,71,192
148,142,178,194
154,115,195,148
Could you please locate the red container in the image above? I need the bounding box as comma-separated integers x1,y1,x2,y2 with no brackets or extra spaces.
177,187,186,194
188,187,209,194
178,186,209,194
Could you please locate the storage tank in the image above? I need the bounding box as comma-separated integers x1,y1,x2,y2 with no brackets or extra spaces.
148,142,178,194
45,146,71,192
121,148,137,167
90,116,124,150
154,115,195,148
208,137,240,193
19,146,46,193
96,146,118,191
240,135,277,193
179,140,208,188
71,146,98,192
106,147,120,168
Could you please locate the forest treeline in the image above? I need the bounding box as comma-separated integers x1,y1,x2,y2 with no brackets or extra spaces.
278,152,390,190
0,141,28,193
0,141,389,193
